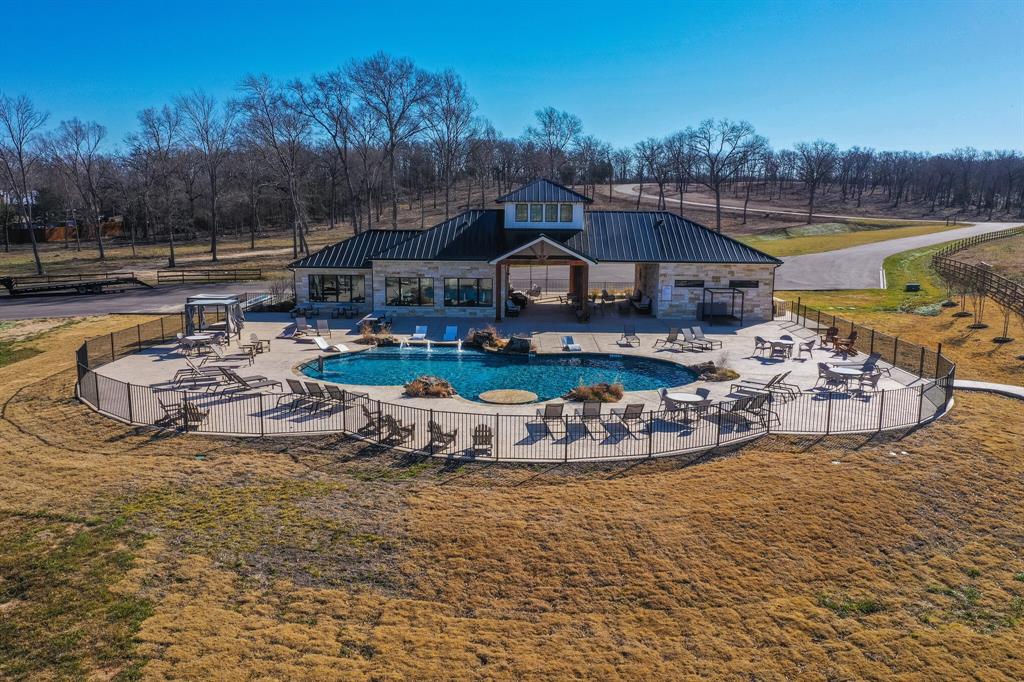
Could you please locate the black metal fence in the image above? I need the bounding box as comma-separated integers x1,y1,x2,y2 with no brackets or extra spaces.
73,304,957,462
156,268,263,284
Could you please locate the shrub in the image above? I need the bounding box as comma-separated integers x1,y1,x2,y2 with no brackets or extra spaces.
357,323,396,346
564,381,624,403
404,375,455,398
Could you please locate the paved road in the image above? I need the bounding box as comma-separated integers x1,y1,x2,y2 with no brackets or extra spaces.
775,222,1021,290
0,282,268,320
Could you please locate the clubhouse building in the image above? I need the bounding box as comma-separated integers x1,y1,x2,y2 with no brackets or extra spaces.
289,179,781,322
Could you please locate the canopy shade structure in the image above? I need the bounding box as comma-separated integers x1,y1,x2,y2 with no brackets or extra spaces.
184,294,245,337
700,288,746,326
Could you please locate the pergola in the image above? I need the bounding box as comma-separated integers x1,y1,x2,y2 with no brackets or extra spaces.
700,287,745,325
184,294,245,338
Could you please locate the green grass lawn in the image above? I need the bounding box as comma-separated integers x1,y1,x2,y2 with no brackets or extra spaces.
742,220,959,257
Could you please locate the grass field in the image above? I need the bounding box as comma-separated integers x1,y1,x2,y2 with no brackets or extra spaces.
0,317,1022,679
741,220,959,257
952,235,1024,283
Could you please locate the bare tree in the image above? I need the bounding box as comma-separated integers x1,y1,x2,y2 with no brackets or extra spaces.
177,91,236,261
347,53,434,228
423,69,477,218
795,139,839,223
239,74,311,257
687,119,760,231
0,93,47,274
126,106,181,266
525,107,583,178
46,119,108,258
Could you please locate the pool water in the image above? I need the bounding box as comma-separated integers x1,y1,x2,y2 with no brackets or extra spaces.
303,346,697,402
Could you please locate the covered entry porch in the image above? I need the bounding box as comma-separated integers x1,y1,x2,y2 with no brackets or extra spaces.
491,235,601,321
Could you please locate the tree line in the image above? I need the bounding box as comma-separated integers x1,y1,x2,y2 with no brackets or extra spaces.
1,51,1022,275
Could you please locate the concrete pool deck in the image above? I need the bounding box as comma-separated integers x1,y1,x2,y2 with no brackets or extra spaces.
94,313,921,417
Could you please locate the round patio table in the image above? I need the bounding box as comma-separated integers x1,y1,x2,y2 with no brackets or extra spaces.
768,339,796,357
667,392,706,421
829,366,865,377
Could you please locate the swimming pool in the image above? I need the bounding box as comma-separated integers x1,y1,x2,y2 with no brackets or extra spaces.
302,346,697,402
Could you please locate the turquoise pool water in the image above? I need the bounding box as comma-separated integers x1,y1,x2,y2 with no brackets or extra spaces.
303,346,697,402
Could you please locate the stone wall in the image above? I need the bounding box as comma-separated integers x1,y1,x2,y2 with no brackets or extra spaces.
654,263,777,321
371,260,497,319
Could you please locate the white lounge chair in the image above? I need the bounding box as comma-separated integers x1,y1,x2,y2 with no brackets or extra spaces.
312,336,350,353
561,335,582,352
410,325,428,341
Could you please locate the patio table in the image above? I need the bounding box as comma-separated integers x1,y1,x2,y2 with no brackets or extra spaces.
767,338,796,358
667,392,705,421
828,365,864,390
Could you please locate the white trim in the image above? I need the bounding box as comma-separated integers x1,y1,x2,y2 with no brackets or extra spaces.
487,235,597,266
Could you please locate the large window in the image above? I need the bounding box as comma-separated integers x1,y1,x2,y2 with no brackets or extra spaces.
729,280,760,289
674,279,704,288
385,277,434,306
308,274,365,303
545,203,559,221
560,203,573,222
444,278,493,307
515,203,528,221
529,204,543,222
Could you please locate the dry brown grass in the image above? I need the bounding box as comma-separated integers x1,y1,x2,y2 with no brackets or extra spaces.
954,235,1024,283
0,317,1022,679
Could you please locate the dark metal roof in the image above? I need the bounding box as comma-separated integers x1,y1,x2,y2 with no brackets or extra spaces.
288,229,418,269
290,209,781,268
495,178,593,204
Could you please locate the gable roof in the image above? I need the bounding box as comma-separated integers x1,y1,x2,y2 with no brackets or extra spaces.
289,229,418,269
495,178,593,204
289,209,782,268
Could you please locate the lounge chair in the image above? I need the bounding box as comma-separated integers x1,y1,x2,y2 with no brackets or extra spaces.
740,392,779,428
610,403,646,438
277,324,298,339
574,401,603,438
359,403,381,436
294,317,311,335
831,352,889,376
441,326,459,343
737,371,798,399
536,403,565,438
209,344,255,366
303,382,332,408
653,328,683,349
312,336,350,353
471,424,493,456
561,335,583,352
279,378,317,411
505,300,520,317
691,327,723,349
719,396,754,428
428,420,458,450
315,320,332,338
381,414,415,444
681,328,709,351
620,326,639,347
212,368,282,393
323,385,369,403
410,325,428,341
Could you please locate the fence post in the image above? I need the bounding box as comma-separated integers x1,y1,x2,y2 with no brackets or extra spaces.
428,409,435,456
494,413,499,461
869,329,875,355
795,297,800,323
376,400,383,444
259,394,265,438
877,389,886,432
341,395,347,433
917,384,925,424
935,343,942,378
160,317,165,342
564,420,569,462
893,337,899,367
648,414,654,458
137,325,143,353
816,309,821,330
825,392,833,436
765,395,773,434
715,404,723,448
917,347,925,378
127,383,134,424
109,332,116,362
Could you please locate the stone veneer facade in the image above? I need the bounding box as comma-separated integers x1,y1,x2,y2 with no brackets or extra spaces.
371,260,497,319
646,262,776,321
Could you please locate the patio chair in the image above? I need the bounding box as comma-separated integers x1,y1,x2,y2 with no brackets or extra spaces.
359,403,381,435
857,370,884,393
631,293,651,313
620,325,639,347
833,330,859,355
610,403,646,438
505,300,520,317
381,414,415,444
653,328,682,349
819,326,839,348
247,332,271,353
181,400,210,428
471,424,493,456
410,325,428,341
574,401,603,438
312,336,350,353
441,326,459,343
294,317,311,335
427,420,458,451
561,335,583,352
796,338,816,359
690,326,723,349
536,403,565,438
752,336,770,356
527,283,542,298
315,320,331,338
156,398,184,428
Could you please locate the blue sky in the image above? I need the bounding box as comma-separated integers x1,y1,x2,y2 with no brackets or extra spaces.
4,0,1022,152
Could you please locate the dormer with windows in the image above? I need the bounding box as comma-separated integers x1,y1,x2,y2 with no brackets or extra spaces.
496,178,591,230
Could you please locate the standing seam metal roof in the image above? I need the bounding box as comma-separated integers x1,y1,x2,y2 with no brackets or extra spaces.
494,178,594,204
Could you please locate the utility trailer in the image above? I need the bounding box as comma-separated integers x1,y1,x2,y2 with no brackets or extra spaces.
0,272,153,297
